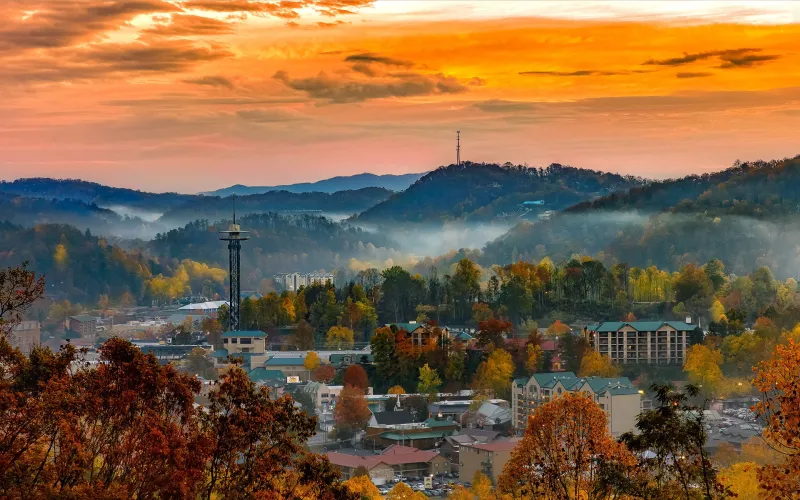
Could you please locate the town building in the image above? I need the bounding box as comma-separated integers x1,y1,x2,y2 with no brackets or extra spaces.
365,414,459,450
440,429,500,474
298,381,347,411
10,321,40,355
68,315,97,339
221,330,266,355
274,272,334,291
262,356,311,382
387,322,451,347
458,439,520,485
512,372,645,437
473,402,512,434
326,445,450,483
178,300,228,317
584,320,696,365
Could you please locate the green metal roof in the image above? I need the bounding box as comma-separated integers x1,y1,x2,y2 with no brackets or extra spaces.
264,356,305,366
387,322,425,333
248,368,285,382
70,315,95,323
222,330,266,338
530,372,578,389
329,353,374,364
62,330,82,340
513,377,529,388
423,418,458,428
583,377,635,393
608,387,642,396
587,321,695,333
381,430,454,441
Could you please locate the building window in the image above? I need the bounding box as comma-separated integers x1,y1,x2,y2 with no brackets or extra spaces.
240,338,252,345
231,338,238,344
223,338,229,344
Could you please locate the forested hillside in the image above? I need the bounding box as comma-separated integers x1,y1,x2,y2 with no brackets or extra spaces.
354,162,642,223
158,187,394,226
0,178,194,211
0,222,163,303
485,156,800,276
149,213,397,291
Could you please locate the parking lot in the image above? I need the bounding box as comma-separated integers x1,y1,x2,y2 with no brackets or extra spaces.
377,473,465,498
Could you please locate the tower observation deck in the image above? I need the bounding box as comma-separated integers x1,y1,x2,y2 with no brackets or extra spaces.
219,196,249,331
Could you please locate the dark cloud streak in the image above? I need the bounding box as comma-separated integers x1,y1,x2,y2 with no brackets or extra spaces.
643,48,779,69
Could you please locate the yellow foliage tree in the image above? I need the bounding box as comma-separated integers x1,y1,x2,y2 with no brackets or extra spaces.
54,243,67,267
578,350,621,378
343,475,381,499
710,299,725,323
446,485,473,500
719,462,764,500
525,343,543,374
472,470,494,498
282,296,296,323
325,325,355,350
304,352,321,371
472,349,515,399
684,344,724,394
387,482,427,500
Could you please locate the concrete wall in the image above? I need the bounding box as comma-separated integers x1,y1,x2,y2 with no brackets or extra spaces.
459,445,511,484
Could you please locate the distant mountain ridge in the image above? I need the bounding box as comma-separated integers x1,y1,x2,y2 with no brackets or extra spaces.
203,172,426,196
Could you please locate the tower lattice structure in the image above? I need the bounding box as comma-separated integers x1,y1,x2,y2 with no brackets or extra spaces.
218,196,249,331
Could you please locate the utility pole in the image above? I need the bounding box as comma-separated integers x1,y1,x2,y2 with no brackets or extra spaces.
456,130,461,166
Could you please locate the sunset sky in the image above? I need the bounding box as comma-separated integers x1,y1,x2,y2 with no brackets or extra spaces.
1,0,799,192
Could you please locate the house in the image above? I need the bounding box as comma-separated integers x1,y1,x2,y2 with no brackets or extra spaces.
458,439,520,485
10,321,40,355
247,367,286,386
440,429,500,473
388,322,451,347
263,355,310,381
69,315,97,339
512,372,645,437
584,320,696,365
326,445,450,483
369,411,415,427
299,381,345,411
222,330,266,355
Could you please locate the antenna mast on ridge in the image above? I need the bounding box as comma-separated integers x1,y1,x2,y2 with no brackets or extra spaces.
456,130,461,166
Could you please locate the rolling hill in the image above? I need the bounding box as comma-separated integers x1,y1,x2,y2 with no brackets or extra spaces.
483,155,800,276
352,162,642,223
204,172,425,196
157,187,394,226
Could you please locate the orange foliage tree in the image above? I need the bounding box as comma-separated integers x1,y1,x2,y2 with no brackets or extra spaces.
498,392,636,500
343,364,370,393
333,385,371,442
0,337,358,499
477,318,513,348
312,363,336,383
752,338,800,497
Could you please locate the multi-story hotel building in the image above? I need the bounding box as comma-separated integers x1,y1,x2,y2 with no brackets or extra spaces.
512,372,648,437
584,321,696,365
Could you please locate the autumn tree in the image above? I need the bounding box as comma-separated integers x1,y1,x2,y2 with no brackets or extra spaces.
579,350,621,378
386,481,427,500
202,361,356,499
751,339,800,497
185,346,216,379
684,344,724,394
344,475,381,499
326,325,355,350
417,363,442,399
719,462,764,500
202,317,224,350
477,318,513,348
0,262,45,335
525,343,543,374
343,364,370,393
446,350,466,382
333,385,371,442
546,320,571,337
472,348,515,399
472,302,494,325
291,319,315,350
312,364,336,383
616,384,731,500
388,385,406,395
304,351,321,371
499,392,636,500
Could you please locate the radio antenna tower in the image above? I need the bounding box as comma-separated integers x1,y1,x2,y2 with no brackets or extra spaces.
456,130,461,166
219,194,249,331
